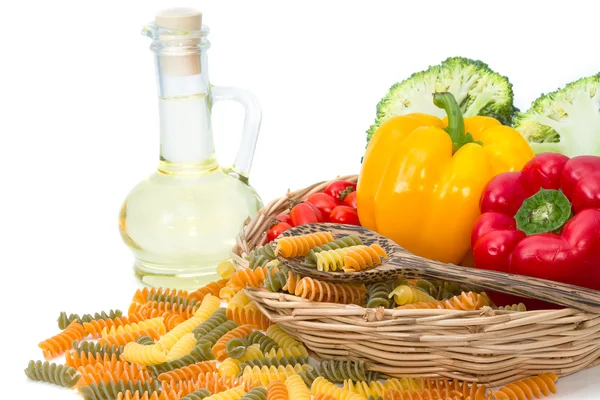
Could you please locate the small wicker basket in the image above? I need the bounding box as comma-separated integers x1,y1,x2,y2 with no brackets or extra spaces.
232,175,600,387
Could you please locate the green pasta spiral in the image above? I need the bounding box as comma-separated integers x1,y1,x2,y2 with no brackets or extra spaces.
148,293,198,309
366,281,396,308
264,266,289,292
239,355,309,371
135,335,156,346
57,309,122,330
414,279,481,300
72,341,123,358
193,308,228,339
226,337,248,359
297,368,319,387
241,386,268,400
245,331,279,353
248,243,277,270
303,235,364,267
315,360,378,383
182,388,212,400
196,320,239,347
24,360,81,388
78,379,161,400
149,343,213,375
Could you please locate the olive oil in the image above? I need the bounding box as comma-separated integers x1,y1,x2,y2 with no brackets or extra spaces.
119,9,263,289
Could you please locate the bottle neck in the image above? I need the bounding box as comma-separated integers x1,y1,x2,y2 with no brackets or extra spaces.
153,32,217,175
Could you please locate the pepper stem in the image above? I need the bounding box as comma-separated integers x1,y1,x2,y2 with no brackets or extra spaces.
514,188,572,236
433,92,480,154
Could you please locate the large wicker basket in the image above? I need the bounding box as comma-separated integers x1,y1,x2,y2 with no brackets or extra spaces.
232,175,600,387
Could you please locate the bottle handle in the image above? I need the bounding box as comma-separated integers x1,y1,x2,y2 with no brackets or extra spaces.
211,86,262,181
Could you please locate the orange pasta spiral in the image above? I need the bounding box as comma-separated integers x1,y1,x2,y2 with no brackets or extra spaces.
101,317,166,338
267,380,289,400
385,389,465,400
97,327,161,347
395,292,489,311
66,352,122,369
163,312,185,332
129,301,197,320
492,373,558,400
38,321,85,359
342,244,388,272
422,379,488,399
157,361,218,382
212,324,255,361
227,302,272,331
75,362,151,388
275,232,334,258
227,266,274,290
83,313,148,338
131,288,189,305
188,278,229,302
312,395,337,400
292,276,367,305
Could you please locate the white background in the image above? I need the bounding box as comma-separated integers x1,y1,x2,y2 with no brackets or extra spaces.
3,0,600,398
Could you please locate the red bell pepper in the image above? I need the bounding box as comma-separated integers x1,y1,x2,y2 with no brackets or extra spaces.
472,153,600,308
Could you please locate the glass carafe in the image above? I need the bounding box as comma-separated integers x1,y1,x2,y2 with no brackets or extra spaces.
119,8,263,289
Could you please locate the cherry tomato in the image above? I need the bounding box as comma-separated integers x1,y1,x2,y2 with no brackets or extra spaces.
324,180,357,204
290,203,320,226
275,213,292,225
306,193,338,221
304,202,326,222
330,205,360,226
342,191,357,208
267,222,292,242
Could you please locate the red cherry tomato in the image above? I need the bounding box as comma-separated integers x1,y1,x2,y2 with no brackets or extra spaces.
330,205,360,226
275,213,292,225
290,203,321,226
306,193,338,221
267,222,292,242
324,180,357,204
342,191,357,208
304,201,326,222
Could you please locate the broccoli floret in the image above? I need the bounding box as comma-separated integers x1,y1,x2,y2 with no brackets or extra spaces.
514,74,600,157
366,57,516,143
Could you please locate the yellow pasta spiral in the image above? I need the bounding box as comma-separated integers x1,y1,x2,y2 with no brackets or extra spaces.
383,377,422,392
264,346,308,359
220,286,240,302
242,364,309,387
311,377,367,400
205,385,247,400
219,358,241,378
266,325,302,349
395,292,489,311
166,332,197,361
122,342,168,366
315,246,366,272
101,317,166,338
343,380,385,398
492,372,558,400
275,232,334,258
217,260,236,280
285,374,311,400
389,286,436,306
237,344,265,362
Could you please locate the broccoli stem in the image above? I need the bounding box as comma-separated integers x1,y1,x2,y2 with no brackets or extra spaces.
433,92,480,154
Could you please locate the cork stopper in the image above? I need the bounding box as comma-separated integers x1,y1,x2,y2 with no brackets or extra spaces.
155,8,203,77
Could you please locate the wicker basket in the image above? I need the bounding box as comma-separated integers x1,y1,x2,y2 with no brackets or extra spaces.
232,175,600,387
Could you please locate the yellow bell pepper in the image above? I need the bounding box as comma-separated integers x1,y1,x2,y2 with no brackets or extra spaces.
356,92,535,265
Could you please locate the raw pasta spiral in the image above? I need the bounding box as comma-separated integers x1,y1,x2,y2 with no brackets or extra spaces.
240,355,309,371
264,346,308,359
130,301,197,320
492,373,558,400
122,342,168,366
227,296,272,331
166,333,197,361
385,388,464,400
248,243,277,270
313,395,337,400
220,286,241,302
292,276,367,305
389,286,436,306
75,362,152,388
285,374,311,400
314,245,386,273
242,364,310,386
83,313,147,338
132,287,189,305
297,369,319,387
150,344,212,375
228,267,275,290
25,360,81,388
188,279,229,302
246,330,280,353
264,265,289,292
66,351,120,369
365,281,395,308
157,360,218,382
101,317,166,338
212,324,255,361
204,385,247,400
218,261,236,280
275,232,334,258
421,378,487,399
165,371,245,397
77,379,161,400
266,325,300,349
116,389,179,400
267,380,288,400
98,327,161,347
395,292,489,311
315,360,378,383
163,312,186,332
181,388,212,400
310,376,366,400
303,235,364,267
193,309,228,338
39,321,86,359
57,309,123,330
72,341,123,358
226,337,249,359
383,378,421,392
197,320,239,348
136,335,156,345
219,358,241,377
238,344,265,362
241,386,268,400
343,380,385,398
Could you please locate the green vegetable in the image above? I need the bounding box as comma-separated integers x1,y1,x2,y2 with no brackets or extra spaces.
514,73,600,157
366,57,516,144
